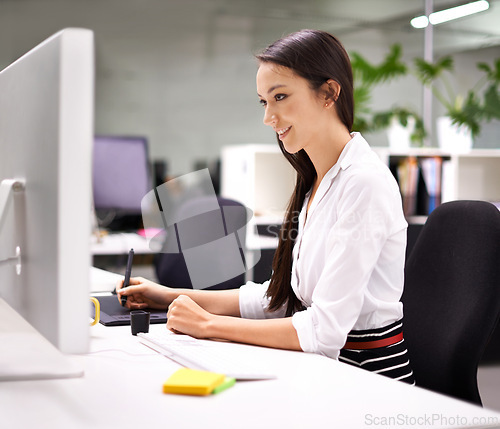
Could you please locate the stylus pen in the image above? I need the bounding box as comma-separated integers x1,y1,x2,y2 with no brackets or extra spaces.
121,248,134,307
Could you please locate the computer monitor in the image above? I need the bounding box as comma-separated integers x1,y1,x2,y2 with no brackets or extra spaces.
0,28,94,356
92,135,151,230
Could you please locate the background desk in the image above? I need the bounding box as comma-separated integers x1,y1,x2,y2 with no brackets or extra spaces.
90,232,154,256
90,230,277,284
2,321,500,429
91,232,158,281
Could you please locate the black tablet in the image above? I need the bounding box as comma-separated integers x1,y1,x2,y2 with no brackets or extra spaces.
91,294,167,326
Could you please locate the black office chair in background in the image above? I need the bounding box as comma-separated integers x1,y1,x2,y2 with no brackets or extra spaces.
154,196,249,290
402,200,500,405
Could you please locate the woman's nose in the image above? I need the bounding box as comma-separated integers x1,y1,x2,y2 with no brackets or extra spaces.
263,107,277,127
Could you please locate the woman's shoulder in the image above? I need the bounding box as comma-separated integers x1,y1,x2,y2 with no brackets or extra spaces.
344,154,395,188
341,134,391,178
338,156,402,211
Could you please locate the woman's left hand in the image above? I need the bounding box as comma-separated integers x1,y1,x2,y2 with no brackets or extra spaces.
166,295,215,338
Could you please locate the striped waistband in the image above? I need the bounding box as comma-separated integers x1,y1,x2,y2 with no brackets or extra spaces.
342,319,404,350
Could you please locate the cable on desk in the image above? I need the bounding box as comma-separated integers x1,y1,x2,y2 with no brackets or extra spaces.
84,348,159,361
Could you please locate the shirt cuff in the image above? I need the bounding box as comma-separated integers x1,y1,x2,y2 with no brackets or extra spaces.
291,309,342,360
291,309,318,354
238,281,270,319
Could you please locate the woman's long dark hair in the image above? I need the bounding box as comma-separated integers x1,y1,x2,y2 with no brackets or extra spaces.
256,29,354,316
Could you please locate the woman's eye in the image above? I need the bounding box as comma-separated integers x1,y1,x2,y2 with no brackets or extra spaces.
259,94,286,107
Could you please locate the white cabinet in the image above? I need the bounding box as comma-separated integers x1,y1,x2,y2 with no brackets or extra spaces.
454,151,500,201
220,144,296,253
221,144,296,217
220,144,297,281
221,144,500,231
373,147,500,221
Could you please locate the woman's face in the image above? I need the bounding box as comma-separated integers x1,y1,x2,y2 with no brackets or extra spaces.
256,63,327,154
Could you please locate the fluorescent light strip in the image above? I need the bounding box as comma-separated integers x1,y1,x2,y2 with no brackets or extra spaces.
430,0,489,24
410,0,489,28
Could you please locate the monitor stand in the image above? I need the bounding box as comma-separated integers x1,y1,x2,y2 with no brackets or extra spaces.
0,298,84,381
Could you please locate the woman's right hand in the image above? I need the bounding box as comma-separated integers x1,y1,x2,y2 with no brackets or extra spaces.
116,277,172,310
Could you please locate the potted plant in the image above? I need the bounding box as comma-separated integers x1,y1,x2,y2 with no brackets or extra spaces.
351,44,426,148
371,107,426,150
414,55,500,151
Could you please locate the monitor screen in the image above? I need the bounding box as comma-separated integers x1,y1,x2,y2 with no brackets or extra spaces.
92,135,151,230
0,28,94,357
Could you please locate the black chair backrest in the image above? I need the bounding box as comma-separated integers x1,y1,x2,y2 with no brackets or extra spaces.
402,200,500,405
154,196,248,290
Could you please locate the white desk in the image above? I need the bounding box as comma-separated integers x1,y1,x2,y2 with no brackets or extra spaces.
90,267,123,293
90,232,154,255
2,321,500,429
90,227,277,283
91,233,158,284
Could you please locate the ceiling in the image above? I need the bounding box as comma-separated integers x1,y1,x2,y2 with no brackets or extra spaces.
1,0,500,57
211,0,500,55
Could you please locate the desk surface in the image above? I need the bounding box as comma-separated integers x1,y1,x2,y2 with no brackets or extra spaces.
1,322,500,429
90,232,154,255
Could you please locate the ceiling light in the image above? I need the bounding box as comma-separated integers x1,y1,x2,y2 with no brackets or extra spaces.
410,15,430,29
410,0,489,28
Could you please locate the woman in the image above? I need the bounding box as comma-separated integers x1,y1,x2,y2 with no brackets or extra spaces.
118,29,414,384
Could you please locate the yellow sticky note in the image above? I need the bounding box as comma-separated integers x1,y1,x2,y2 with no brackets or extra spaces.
162,368,225,396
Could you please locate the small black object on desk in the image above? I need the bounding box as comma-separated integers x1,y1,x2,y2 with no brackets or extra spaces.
131,310,150,336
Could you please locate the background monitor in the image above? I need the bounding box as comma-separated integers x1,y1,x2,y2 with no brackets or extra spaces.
0,28,94,355
92,135,151,230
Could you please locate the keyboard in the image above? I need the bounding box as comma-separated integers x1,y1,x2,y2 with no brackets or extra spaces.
137,332,276,380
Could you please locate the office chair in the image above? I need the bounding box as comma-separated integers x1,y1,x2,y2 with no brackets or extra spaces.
154,196,248,290
402,200,500,405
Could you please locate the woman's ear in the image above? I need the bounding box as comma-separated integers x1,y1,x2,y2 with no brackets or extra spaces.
323,79,341,108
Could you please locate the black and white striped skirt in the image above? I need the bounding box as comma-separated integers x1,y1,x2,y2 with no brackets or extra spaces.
339,319,415,385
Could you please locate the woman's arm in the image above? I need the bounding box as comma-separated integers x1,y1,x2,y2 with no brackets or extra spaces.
117,277,241,317
118,279,302,351
166,295,302,351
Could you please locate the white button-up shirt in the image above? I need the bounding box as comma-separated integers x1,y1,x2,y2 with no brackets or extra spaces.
239,133,407,359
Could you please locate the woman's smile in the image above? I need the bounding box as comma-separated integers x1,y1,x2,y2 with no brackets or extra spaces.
276,126,292,139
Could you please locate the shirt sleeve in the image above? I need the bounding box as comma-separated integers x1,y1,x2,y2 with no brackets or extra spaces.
239,280,288,319
292,170,405,359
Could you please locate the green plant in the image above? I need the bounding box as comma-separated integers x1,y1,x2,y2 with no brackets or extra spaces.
351,44,425,145
414,56,500,137
371,107,426,145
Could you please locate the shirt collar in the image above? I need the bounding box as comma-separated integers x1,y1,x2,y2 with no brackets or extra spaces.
303,132,369,200
322,132,367,183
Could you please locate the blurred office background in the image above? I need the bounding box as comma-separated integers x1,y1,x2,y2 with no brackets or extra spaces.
1,0,500,176
2,0,500,409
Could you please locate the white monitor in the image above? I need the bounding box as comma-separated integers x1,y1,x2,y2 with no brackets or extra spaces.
0,28,94,358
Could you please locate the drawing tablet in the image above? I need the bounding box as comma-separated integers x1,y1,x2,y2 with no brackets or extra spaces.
91,294,167,326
